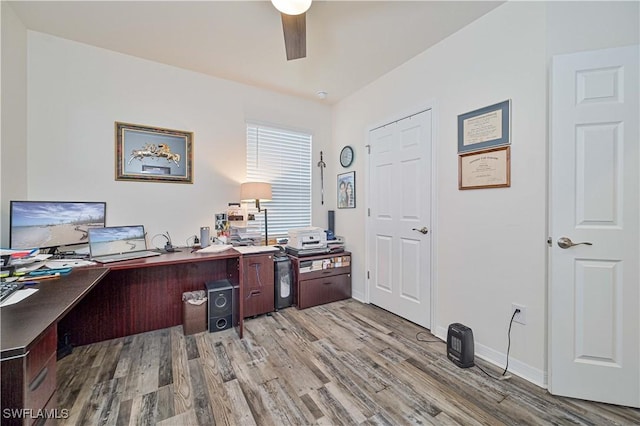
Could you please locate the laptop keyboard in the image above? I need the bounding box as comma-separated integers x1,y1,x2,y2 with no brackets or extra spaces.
94,251,160,263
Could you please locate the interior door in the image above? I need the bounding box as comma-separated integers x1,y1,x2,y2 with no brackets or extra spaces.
549,45,639,407
368,109,432,328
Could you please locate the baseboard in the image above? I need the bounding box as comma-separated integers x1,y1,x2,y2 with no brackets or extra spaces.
351,290,366,303
435,325,547,389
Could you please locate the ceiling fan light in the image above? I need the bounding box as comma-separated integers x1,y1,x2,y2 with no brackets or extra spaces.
271,0,312,16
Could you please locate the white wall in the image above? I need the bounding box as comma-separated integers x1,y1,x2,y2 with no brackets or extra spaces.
1,2,28,245
20,32,332,248
332,1,639,387
546,1,639,57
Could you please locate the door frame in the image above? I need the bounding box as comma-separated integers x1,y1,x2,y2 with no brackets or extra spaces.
364,100,439,330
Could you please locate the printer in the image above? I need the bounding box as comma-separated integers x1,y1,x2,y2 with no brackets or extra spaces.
287,227,327,250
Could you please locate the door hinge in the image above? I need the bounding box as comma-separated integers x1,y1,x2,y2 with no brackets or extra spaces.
365,144,371,154
367,270,370,279
368,208,370,217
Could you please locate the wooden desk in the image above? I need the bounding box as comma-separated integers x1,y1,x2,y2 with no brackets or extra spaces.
1,249,243,425
58,249,243,346
1,268,109,426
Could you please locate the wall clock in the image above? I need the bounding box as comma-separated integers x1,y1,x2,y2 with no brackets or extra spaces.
340,145,354,168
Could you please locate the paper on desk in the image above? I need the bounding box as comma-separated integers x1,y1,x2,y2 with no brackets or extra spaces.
45,259,96,268
196,244,234,253
1,288,38,307
232,245,280,254
14,261,49,274
9,254,52,267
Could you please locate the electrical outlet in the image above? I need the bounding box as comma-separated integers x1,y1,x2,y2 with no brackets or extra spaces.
512,303,526,325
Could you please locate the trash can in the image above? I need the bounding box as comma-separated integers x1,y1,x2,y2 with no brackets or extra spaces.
182,290,207,335
274,255,293,310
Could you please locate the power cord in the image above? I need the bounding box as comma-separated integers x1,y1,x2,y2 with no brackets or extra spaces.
475,309,519,381
151,232,175,252
185,235,199,248
416,331,444,343
416,310,520,381
151,233,166,250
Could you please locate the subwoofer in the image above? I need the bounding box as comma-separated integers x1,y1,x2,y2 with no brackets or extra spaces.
206,279,233,332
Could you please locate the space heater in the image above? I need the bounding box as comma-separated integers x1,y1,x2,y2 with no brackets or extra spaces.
447,323,475,368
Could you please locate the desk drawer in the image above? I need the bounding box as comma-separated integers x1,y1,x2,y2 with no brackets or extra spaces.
25,353,57,417
244,285,275,317
26,326,56,384
298,273,351,309
298,266,350,281
25,325,57,420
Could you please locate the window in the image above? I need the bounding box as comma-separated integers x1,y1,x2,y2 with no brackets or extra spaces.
246,123,312,241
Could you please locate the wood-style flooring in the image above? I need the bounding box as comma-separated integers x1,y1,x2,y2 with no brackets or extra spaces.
56,299,640,425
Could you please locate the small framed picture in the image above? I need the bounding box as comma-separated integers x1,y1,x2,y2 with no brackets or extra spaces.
115,122,193,183
337,171,356,209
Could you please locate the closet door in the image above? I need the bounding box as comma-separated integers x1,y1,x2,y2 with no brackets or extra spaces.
368,109,433,328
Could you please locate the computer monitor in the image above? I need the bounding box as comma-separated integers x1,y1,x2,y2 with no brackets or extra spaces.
9,201,106,253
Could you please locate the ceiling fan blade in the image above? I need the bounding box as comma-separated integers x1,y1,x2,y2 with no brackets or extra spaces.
280,12,306,60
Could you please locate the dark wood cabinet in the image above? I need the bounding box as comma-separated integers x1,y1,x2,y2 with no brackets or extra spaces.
1,325,57,426
242,253,275,317
290,252,351,309
58,253,241,346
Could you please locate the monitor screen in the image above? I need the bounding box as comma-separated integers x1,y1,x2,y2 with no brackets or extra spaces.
9,201,106,250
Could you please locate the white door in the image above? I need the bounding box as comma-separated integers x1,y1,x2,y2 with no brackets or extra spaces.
368,109,432,328
549,45,639,407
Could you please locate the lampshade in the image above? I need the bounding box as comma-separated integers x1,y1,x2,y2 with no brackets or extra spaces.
271,0,312,15
240,182,272,202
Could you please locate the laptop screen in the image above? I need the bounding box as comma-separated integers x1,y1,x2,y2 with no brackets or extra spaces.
88,225,148,257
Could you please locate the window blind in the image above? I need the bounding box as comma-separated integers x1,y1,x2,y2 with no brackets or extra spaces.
246,123,312,240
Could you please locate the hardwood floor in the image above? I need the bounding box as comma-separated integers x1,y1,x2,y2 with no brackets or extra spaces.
56,299,640,425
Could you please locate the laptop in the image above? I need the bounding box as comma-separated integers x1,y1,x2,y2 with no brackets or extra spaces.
88,225,161,264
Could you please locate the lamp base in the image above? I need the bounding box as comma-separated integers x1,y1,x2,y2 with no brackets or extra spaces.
264,208,268,246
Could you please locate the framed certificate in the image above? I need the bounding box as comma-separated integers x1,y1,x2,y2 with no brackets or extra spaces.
458,100,511,153
458,146,510,190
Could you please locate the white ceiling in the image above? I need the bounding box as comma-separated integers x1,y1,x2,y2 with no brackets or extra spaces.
8,1,504,104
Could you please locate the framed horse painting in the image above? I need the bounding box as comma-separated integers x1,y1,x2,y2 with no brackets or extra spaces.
115,122,193,183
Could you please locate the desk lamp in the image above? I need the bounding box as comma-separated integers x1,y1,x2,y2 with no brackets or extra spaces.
240,182,272,246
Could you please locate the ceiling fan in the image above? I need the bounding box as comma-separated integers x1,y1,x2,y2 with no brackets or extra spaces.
271,0,312,60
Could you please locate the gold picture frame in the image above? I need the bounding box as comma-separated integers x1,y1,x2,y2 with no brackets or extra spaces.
115,122,193,183
458,146,510,190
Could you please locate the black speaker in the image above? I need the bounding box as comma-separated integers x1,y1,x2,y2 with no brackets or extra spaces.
206,279,233,332
447,323,475,368
328,210,335,233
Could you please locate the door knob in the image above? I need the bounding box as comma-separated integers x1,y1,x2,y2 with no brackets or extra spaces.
412,227,429,235
557,237,593,249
